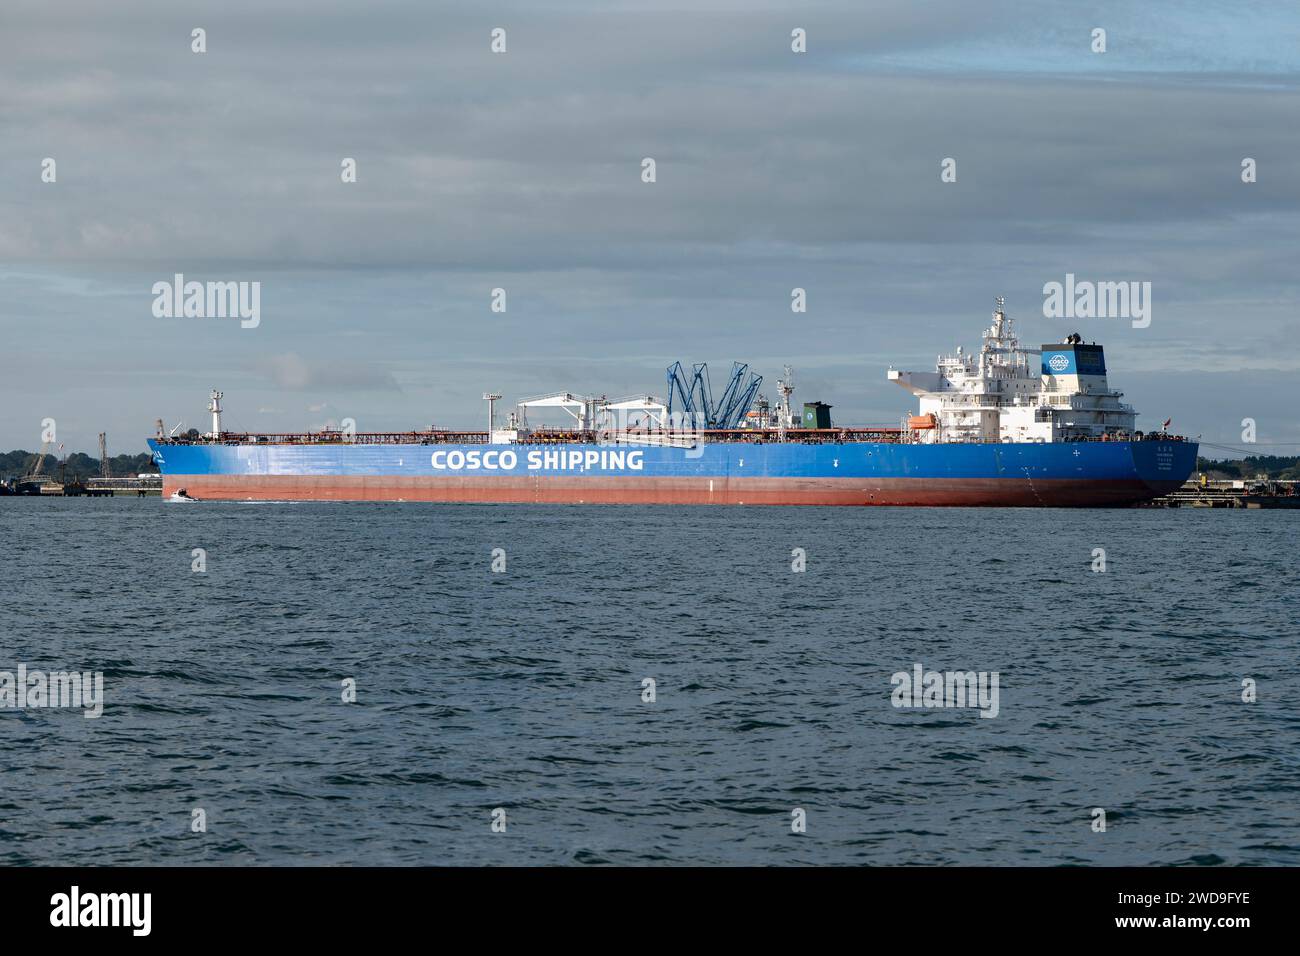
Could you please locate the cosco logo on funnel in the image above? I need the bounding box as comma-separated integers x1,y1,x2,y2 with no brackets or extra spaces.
1048,354,1070,372
431,450,518,470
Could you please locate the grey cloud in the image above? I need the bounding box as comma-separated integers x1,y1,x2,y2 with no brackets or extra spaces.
1,1,1297,453
256,352,402,392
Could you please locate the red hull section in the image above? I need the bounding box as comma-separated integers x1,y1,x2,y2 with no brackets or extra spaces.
164,475,1179,507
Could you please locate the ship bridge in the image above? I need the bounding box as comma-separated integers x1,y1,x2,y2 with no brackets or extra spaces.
887,299,1137,443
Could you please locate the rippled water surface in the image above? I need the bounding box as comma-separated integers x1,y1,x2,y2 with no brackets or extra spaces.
2,498,1297,865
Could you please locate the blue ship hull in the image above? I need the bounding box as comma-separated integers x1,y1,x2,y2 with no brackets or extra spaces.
148,438,1198,506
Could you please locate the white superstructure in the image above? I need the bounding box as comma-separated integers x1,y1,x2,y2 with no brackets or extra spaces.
887,298,1137,444
207,389,223,438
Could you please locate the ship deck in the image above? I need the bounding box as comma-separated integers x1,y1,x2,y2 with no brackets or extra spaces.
152,427,1192,447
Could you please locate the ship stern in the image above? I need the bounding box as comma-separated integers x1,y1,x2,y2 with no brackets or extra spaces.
1130,439,1198,498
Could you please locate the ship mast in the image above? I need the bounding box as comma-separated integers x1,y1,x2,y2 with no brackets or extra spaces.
984,296,1014,350
207,389,223,438
776,365,794,442
483,392,502,436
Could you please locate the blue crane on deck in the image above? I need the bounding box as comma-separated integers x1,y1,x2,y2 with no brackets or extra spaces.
665,361,763,429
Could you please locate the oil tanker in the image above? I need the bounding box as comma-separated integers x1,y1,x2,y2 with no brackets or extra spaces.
148,300,1197,506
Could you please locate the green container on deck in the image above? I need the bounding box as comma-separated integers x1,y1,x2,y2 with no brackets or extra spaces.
802,402,832,429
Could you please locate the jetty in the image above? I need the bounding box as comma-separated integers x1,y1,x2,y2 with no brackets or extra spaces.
1143,477,1300,509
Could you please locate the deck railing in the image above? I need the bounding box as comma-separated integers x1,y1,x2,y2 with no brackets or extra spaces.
154,427,1190,447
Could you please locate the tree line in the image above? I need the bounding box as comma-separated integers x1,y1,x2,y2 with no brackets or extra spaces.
1197,456,1300,480
0,449,158,480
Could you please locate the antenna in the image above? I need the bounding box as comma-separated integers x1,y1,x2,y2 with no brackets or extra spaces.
988,296,1014,348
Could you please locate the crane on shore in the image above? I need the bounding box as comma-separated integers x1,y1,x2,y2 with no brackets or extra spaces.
25,439,53,480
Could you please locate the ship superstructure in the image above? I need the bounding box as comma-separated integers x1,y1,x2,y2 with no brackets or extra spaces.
888,298,1137,444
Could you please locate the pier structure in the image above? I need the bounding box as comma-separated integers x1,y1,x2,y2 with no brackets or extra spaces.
1144,477,1300,508
3,475,162,497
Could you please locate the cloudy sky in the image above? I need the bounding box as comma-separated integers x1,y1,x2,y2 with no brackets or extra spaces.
3,0,1299,456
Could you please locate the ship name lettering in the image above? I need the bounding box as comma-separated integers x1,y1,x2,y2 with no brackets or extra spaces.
431,449,519,471
430,448,642,471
